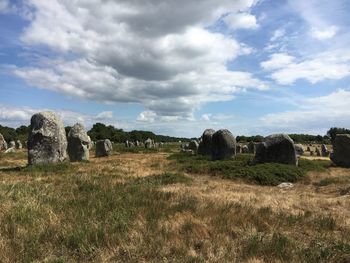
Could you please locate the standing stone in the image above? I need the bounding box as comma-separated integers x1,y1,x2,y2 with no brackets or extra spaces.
310,151,314,156
198,129,215,155
316,147,321,157
67,123,90,162
236,144,242,154
188,140,199,152
28,111,67,165
95,139,113,157
242,145,249,154
16,140,22,149
321,144,329,157
9,141,15,148
125,140,129,148
306,146,311,151
0,133,7,151
211,129,236,160
330,134,350,167
253,134,297,166
248,141,255,154
294,144,304,156
145,138,154,149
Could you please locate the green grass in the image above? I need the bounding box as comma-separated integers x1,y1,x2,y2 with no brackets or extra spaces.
168,153,331,185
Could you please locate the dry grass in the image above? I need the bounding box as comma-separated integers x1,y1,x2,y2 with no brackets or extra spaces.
0,148,349,262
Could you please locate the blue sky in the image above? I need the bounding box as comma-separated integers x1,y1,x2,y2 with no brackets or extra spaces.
0,0,350,137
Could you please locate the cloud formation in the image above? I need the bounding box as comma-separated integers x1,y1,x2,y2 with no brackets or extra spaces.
12,0,264,119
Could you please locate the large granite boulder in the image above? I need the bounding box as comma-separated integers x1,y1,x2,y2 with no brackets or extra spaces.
28,111,68,165
67,123,90,162
294,144,304,156
188,140,199,152
253,134,297,166
211,129,236,160
198,129,215,155
145,138,154,149
95,139,113,157
330,134,350,167
0,133,7,151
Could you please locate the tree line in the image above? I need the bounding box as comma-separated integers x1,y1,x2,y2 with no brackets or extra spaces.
1,123,349,144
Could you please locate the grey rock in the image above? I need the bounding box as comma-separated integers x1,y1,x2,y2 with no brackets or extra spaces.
253,134,297,166
28,111,67,165
198,129,215,155
330,134,350,167
145,138,154,149
188,140,199,152
67,123,90,162
321,144,329,157
211,129,236,160
236,144,241,154
5,147,15,153
294,144,304,156
9,141,15,148
242,145,249,154
0,133,7,150
277,182,294,189
248,141,255,154
16,140,22,149
316,147,321,157
95,139,113,157
306,146,311,151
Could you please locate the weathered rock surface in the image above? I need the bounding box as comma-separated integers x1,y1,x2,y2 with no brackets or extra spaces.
28,111,67,165
330,134,350,167
145,138,154,149
198,129,215,155
0,133,7,150
242,145,249,154
188,140,199,152
16,140,22,149
9,141,15,148
95,139,113,157
253,134,297,166
236,144,241,154
248,141,255,154
321,144,329,157
211,129,236,160
294,144,304,156
67,123,90,162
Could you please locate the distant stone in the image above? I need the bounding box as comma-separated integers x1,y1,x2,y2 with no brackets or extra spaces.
211,129,236,160
277,182,294,189
28,111,67,165
306,146,311,151
67,123,90,162
16,140,22,149
321,144,329,157
236,144,241,154
253,134,297,166
198,129,215,155
330,134,350,167
294,144,304,156
0,133,7,151
242,145,249,154
310,151,314,156
9,141,15,148
248,141,255,154
5,148,15,153
188,140,199,152
95,139,113,157
129,142,135,148
316,147,321,157
145,138,154,149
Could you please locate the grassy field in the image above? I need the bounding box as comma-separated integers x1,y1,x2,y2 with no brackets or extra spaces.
0,148,349,262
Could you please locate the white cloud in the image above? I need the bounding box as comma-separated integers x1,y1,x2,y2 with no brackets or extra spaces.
311,26,338,40
95,111,113,120
11,0,265,119
270,28,286,42
137,111,157,123
224,12,259,30
260,50,350,85
260,89,350,134
260,53,294,70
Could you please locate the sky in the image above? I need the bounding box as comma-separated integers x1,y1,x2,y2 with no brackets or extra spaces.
0,0,350,138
